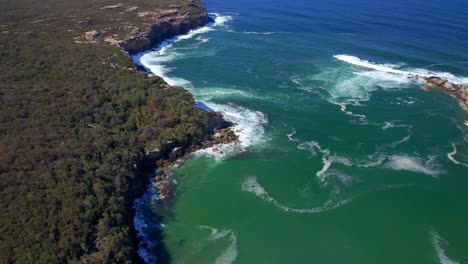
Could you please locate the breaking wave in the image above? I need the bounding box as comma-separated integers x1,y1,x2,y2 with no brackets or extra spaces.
242,176,352,213
333,55,409,75
194,103,268,159
136,13,268,160
299,54,468,119
133,179,162,264
334,54,468,84
135,13,233,87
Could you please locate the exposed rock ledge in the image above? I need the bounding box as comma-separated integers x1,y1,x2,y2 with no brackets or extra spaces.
79,0,214,54
120,6,214,53
409,74,468,111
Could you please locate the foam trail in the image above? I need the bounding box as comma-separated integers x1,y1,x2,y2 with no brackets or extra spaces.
242,177,352,214
430,230,461,264
344,152,445,177
317,151,443,177
286,128,300,142
227,29,280,35
297,141,331,183
283,123,299,143
447,143,468,168
296,140,442,178
338,102,368,124
297,141,353,184
198,225,220,237
382,121,412,131
198,226,238,264
215,232,237,264
390,133,412,148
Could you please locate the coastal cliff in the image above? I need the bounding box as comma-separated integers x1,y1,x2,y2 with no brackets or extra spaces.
0,0,234,263
120,1,213,53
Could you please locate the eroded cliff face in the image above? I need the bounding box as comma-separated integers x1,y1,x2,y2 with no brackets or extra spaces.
76,0,213,54
121,1,213,53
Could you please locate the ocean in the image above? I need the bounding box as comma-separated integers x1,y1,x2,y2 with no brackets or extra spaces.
132,0,468,263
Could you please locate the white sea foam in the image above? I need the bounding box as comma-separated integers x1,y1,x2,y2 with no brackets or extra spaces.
297,141,329,157
334,54,468,84
133,179,161,264
390,133,412,148
385,155,441,177
286,128,300,142
137,13,268,160
297,138,442,178
194,103,268,159
242,177,352,214
464,121,468,127
199,225,238,264
334,55,409,75
227,29,279,35
309,54,468,120
215,233,237,264
136,13,233,87
244,31,277,35
379,121,414,147
337,102,368,123
193,86,256,101
447,143,468,168
297,141,353,184
382,121,412,130
430,230,461,264
322,169,354,185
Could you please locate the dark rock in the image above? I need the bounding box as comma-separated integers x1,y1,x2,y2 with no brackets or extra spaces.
84,30,104,41
120,0,212,54
77,20,92,26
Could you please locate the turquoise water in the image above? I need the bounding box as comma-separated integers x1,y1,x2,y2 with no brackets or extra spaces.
134,0,468,263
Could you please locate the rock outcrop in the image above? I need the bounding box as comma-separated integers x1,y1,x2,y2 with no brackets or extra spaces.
410,74,468,111
120,0,213,53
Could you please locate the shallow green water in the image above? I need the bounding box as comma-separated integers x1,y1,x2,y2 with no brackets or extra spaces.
134,0,468,262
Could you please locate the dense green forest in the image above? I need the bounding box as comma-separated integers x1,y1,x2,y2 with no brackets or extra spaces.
0,0,219,262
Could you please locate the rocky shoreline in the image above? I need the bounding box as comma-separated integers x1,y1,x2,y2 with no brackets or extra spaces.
0,0,238,262
151,126,239,200
409,74,468,111
80,0,214,54
97,0,239,199
422,76,468,111
82,0,240,260
113,1,241,261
